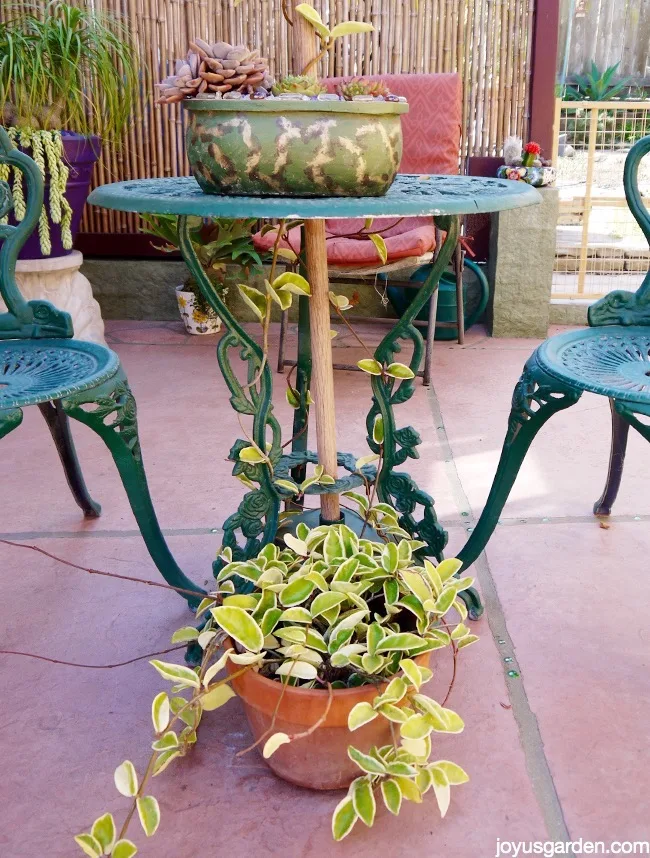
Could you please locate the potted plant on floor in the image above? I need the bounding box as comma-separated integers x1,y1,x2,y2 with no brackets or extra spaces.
141,214,264,335
0,1,139,259
155,4,408,198
0,1,139,342
74,501,478,855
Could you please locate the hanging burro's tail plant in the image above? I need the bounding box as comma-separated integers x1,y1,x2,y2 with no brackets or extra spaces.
0,1,139,258
0,127,72,256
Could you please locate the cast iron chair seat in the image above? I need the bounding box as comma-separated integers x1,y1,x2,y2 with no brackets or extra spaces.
457,134,650,572
536,326,650,404
0,127,202,606
0,339,120,408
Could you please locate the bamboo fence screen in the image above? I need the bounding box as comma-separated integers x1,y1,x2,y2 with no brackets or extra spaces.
1,0,536,236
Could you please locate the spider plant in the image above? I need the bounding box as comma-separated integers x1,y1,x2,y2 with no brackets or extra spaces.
0,1,138,138
0,2,139,255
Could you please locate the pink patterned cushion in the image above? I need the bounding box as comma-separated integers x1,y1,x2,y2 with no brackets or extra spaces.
324,73,461,175
253,75,460,267
253,217,436,266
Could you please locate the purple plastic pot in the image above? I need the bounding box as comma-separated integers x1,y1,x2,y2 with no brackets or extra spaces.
15,132,101,260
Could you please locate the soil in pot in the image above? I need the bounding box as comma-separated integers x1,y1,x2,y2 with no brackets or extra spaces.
227,645,430,790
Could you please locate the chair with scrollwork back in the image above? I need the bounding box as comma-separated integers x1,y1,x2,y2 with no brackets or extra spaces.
0,128,202,605
458,134,650,571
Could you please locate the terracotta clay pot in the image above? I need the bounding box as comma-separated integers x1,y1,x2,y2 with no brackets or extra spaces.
227,644,429,790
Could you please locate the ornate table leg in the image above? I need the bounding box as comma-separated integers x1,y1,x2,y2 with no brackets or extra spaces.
365,216,455,557
289,246,312,492
363,217,482,616
178,216,283,570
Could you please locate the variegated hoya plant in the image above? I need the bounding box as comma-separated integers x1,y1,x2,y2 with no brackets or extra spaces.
74,499,478,856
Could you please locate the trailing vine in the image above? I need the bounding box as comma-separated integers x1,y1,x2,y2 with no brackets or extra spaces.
0,127,72,255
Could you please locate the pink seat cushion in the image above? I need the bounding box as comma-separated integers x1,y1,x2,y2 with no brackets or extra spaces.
253,217,436,267
324,73,461,175
253,74,459,267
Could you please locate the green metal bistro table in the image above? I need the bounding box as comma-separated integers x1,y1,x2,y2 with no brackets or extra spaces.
89,174,540,618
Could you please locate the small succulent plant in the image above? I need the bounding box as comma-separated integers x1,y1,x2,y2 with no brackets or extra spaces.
272,75,327,97
156,40,273,103
338,77,392,100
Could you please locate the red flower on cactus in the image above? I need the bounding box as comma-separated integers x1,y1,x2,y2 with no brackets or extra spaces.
522,141,541,167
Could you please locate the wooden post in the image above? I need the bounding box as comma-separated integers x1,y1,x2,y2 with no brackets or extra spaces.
290,0,340,523
304,220,340,522
290,0,320,78
577,106,598,296
529,0,561,157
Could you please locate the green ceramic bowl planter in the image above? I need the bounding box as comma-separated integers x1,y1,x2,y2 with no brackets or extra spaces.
155,3,406,199
184,98,408,198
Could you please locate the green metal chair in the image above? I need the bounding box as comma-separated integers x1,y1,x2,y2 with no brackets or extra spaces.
459,134,650,571
0,128,203,606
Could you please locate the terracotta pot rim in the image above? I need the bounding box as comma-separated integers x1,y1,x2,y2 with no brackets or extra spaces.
225,638,429,697
225,637,386,699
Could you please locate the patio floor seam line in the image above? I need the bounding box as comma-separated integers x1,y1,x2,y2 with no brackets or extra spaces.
1,514,646,543
0,527,226,540
426,382,572,843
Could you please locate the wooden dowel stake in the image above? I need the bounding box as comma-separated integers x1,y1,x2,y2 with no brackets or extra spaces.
290,0,340,523
304,219,340,523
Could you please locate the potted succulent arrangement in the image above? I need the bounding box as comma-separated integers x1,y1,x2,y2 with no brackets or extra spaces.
74,500,478,855
497,137,556,187
155,4,408,198
141,214,264,335
0,1,139,258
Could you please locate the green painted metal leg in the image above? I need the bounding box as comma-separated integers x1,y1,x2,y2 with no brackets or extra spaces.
0,406,23,440
366,216,459,559
38,400,101,519
177,216,282,578
615,401,650,444
593,398,630,517
61,370,205,607
290,262,313,494
458,354,582,572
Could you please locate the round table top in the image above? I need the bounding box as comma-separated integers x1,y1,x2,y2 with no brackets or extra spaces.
88,173,541,219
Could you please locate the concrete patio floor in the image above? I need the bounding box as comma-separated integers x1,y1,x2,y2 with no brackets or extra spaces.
1,320,648,857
